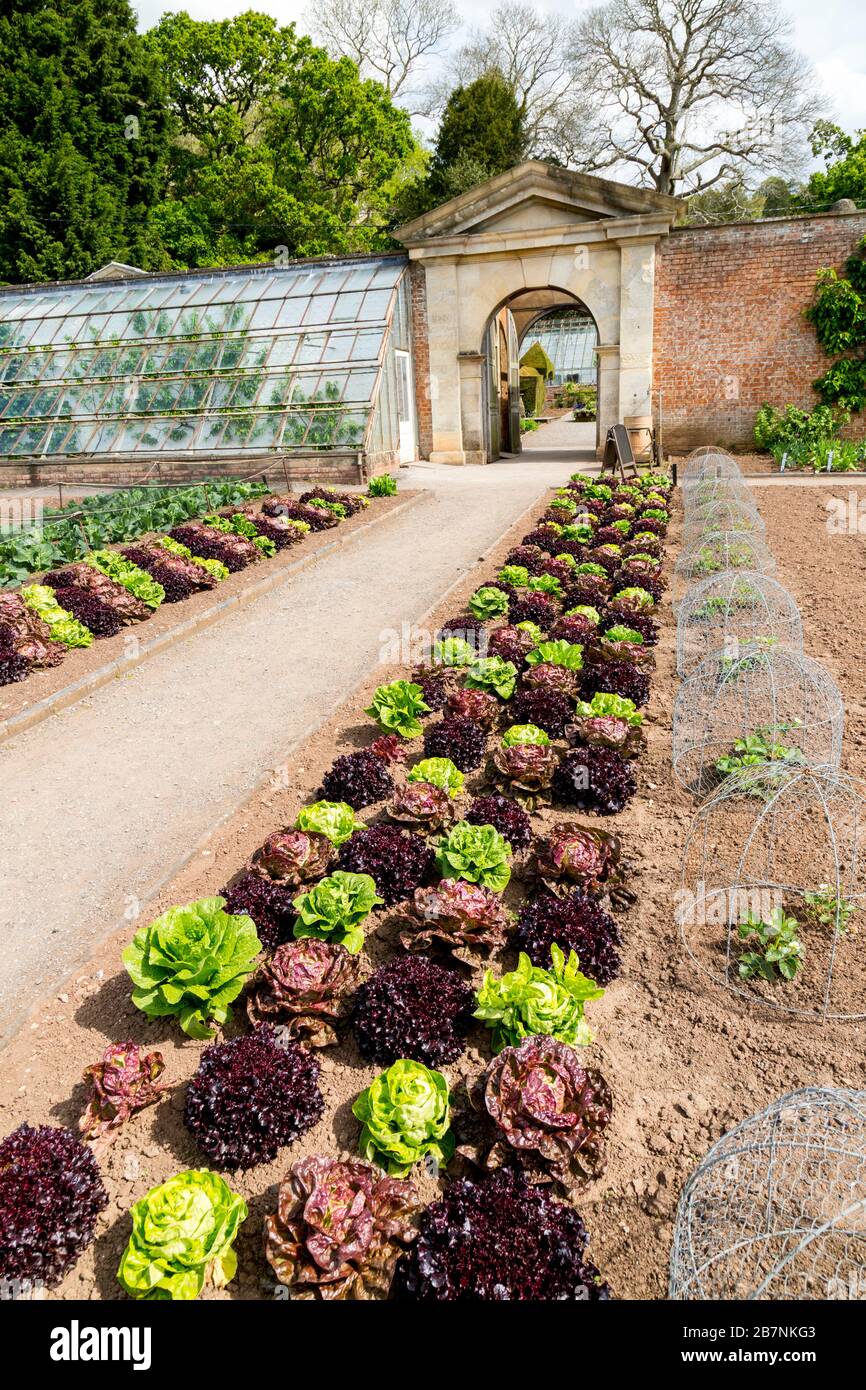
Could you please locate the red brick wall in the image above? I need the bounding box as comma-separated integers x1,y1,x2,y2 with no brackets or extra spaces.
653,212,866,451
408,260,433,458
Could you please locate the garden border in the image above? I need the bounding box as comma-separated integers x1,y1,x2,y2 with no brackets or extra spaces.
0,490,424,746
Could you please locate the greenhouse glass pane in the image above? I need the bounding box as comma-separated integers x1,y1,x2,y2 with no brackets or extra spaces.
0,255,406,460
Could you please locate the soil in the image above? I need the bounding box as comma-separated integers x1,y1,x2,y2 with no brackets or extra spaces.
2,478,865,1303
0,492,412,728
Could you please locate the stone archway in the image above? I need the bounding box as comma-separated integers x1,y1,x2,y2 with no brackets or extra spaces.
397,160,682,463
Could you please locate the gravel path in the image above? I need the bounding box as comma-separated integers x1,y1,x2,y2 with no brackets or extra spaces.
0,439,588,1038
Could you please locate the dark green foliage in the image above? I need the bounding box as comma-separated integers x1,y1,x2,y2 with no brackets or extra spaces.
0,0,171,282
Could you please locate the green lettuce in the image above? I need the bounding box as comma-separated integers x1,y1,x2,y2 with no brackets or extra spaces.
564,604,600,625
295,800,364,846
406,757,464,796
123,897,261,1039
21,583,93,647
573,691,643,726
431,636,476,667
117,1169,247,1300
527,574,563,598
86,549,164,609
292,871,382,955
474,944,604,1052
604,623,644,644
435,822,512,892
352,1060,454,1177
515,620,545,644
365,680,430,739
613,586,655,610
501,723,550,747
497,564,530,588
156,536,229,582
468,586,510,620
525,639,583,672
464,655,518,699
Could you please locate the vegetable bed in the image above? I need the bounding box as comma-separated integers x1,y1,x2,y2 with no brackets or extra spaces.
0,470,681,1302
0,482,398,713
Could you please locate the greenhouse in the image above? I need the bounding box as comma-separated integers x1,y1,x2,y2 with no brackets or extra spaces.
0,253,416,480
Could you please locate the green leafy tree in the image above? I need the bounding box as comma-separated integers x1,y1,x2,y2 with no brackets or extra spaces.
144,10,415,266
807,122,866,210
0,0,170,283
427,71,525,202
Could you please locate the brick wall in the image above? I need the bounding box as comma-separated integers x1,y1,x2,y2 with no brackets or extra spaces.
408,260,434,458
653,211,866,451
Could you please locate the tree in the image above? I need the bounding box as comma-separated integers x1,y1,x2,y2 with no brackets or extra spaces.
426,72,525,203
427,3,597,164
0,0,170,283
143,11,415,266
309,0,458,112
568,0,823,197
807,123,866,210
686,174,801,224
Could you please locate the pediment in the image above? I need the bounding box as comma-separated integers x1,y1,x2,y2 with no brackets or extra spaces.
396,161,683,244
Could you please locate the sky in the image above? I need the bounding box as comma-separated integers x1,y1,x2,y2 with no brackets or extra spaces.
131,0,866,140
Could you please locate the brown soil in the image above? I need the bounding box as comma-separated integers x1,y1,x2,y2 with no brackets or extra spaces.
2,480,865,1303
0,492,412,728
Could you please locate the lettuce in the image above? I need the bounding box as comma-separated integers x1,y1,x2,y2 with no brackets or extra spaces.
85,550,164,609
573,691,643,726
497,564,530,588
526,639,584,672
406,756,465,796
294,800,364,847
565,605,600,626
464,655,518,699
352,1059,454,1177
156,535,229,582
117,1170,247,1301
123,897,261,1040
365,680,430,739
292,871,382,955
468,586,510,620
21,583,93,647
434,822,512,892
474,945,604,1052
431,636,476,667
501,723,550,747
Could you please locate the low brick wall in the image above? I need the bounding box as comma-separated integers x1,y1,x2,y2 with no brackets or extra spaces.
654,210,866,451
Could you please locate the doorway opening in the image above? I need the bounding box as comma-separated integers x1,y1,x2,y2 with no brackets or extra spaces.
481,289,599,461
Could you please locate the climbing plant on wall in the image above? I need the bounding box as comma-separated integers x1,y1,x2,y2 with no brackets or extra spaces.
807,236,866,413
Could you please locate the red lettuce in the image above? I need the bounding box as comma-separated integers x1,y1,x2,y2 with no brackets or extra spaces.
80,1041,168,1144
532,822,623,897
423,716,487,772
387,780,460,833
398,879,513,963
247,939,361,1043
264,1156,418,1300
184,1026,324,1169
515,891,622,984
509,687,574,737
248,829,336,887
446,687,500,729
465,793,532,851
220,869,295,951
353,956,474,1067
337,824,435,905
580,660,650,707
321,750,394,809
553,747,637,814
0,1123,108,1287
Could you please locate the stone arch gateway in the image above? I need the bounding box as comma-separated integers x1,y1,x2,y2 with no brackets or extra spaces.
397,160,682,463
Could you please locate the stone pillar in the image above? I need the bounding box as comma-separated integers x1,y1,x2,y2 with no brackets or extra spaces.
618,238,657,421
420,256,469,464
457,352,488,465
595,343,620,456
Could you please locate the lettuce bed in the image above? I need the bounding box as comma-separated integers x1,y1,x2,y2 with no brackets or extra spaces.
0,472,672,1301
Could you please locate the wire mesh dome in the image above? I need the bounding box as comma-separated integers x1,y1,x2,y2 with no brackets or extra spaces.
682,475,754,515
676,571,803,676
680,446,739,480
670,1087,866,1299
679,765,866,1020
672,645,844,795
675,530,776,592
683,499,766,546
681,454,743,487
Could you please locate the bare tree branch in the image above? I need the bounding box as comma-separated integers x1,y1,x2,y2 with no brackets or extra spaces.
308,0,459,113
568,0,825,195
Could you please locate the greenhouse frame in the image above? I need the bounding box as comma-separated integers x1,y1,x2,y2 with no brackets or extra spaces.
0,253,417,483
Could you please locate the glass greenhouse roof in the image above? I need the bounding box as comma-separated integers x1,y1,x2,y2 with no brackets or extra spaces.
0,255,407,460
524,309,598,386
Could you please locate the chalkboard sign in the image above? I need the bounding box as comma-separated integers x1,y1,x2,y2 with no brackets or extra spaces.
600,424,640,480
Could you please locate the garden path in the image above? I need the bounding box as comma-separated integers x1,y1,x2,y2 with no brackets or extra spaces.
0,430,590,1038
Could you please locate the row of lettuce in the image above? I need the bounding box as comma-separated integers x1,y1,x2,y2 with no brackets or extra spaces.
0,468,672,1302
0,476,397,690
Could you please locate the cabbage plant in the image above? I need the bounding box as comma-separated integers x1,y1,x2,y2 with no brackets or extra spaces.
352,1059,454,1176
474,945,604,1051
365,680,430,739
117,1169,247,1300
123,897,261,1039
292,871,382,954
